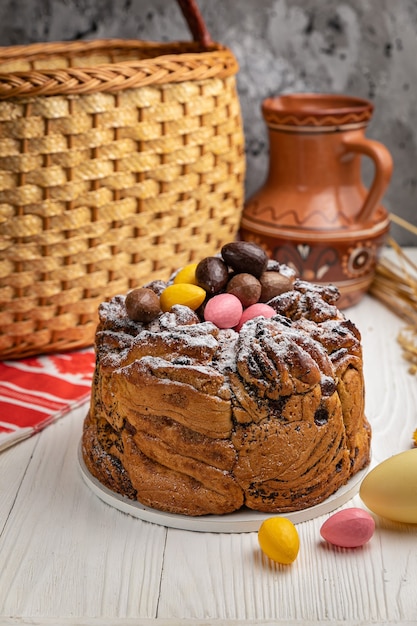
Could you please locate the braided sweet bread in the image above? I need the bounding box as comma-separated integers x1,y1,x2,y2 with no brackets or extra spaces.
82,243,370,516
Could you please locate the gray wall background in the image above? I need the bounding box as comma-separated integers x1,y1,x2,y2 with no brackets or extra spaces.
1,0,416,243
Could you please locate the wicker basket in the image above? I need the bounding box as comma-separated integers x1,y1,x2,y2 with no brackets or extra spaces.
0,0,245,360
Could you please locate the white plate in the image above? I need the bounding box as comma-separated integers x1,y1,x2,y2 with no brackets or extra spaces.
78,444,368,533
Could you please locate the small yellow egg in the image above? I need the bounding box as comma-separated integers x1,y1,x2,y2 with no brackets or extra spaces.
160,283,206,312
258,517,300,565
359,449,417,523
173,263,199,285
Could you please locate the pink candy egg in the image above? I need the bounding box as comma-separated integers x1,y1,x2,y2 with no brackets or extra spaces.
320,508,375,548
235,303,276,331
204,293,243,329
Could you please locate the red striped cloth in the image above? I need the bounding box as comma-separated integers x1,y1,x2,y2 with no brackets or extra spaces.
0,349,95,451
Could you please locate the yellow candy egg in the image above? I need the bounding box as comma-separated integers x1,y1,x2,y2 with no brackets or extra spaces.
173,263,199,285
359,449,417,523
258,517,300,565
160,283,206,312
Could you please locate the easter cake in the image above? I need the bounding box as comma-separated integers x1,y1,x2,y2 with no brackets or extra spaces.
81,242,371,516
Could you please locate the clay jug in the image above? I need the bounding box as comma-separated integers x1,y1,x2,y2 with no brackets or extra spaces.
240,93,393,308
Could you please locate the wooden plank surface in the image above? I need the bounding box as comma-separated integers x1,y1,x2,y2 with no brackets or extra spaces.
1,263,417,625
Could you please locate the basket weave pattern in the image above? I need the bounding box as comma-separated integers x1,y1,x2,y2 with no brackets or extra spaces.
0,40,245,359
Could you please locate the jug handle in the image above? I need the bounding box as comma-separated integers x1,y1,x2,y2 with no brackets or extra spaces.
342,135,393,223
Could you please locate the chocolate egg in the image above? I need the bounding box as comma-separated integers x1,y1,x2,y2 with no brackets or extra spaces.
359,449,417,523
221,241,268,278
196,257,229,294
226,273,261,307
125,287,161,323
259,271,294,302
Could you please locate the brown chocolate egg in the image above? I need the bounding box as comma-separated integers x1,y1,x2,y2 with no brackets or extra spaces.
196,256,229,294
221,241,268,278
226,273,261,307
259,271,294,302
125,287,161,322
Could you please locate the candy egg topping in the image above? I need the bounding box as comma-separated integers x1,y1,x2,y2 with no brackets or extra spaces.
258,517,300,564
125,241,296,330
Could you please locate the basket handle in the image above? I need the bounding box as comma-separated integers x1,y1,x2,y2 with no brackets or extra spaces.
176,0,213,47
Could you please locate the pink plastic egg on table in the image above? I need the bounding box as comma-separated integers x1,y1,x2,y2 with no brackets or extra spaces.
235,303,276,331
320,507,375,548
204,293,243,329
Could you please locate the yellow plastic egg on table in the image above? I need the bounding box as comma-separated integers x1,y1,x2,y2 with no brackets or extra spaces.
258,517,300,564
160,283,206,312
359,449,417,523
173,263,199,285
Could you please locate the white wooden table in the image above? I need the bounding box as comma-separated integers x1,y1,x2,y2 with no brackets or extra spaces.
1,263,417,626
